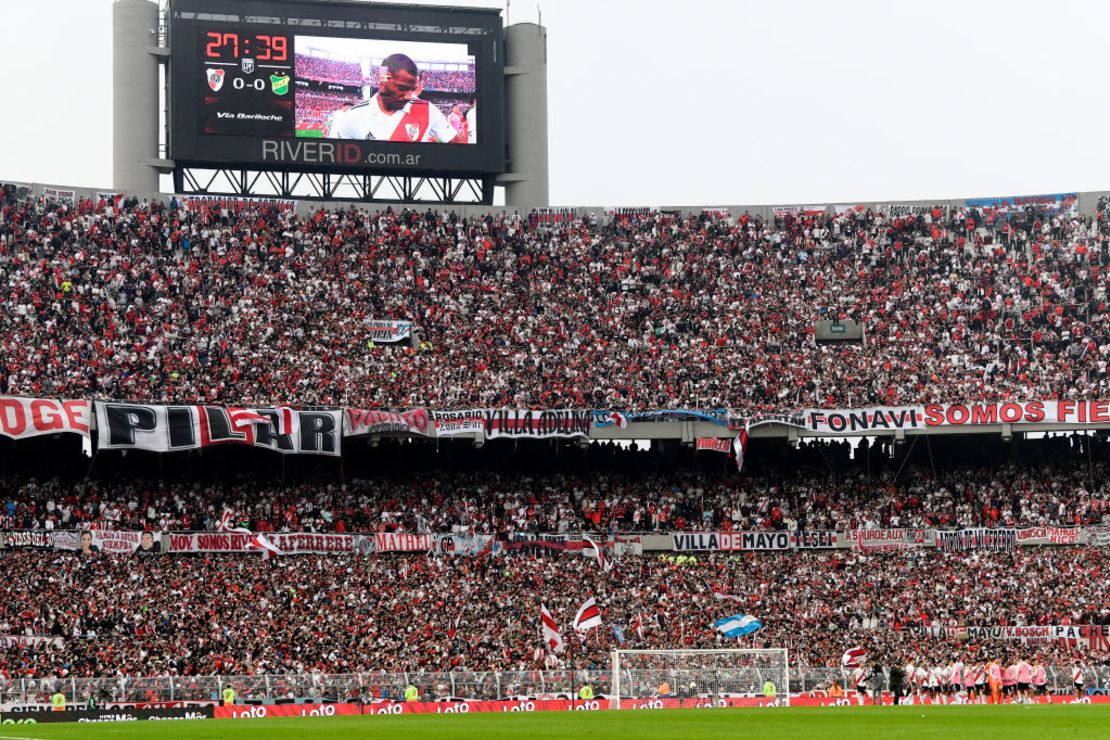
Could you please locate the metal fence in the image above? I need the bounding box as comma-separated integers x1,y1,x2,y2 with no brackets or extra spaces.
2,665,1106,705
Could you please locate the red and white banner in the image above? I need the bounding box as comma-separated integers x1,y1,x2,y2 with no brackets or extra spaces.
345,408,430,437
850,529,927,553
540,604,564,653
167,532,358,555
573,597,603,634
695,437,732,453
0,397,91,444
1015,526,1081,545
365,320,413,344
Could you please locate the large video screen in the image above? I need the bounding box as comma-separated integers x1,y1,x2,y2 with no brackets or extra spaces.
170,0,504,174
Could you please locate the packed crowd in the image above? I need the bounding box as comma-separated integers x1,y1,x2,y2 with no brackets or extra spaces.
2,458,1108,534
3,192,1109,411
294,55,362,85
369,66,476,93
294,90,364,131
0,548,1105,679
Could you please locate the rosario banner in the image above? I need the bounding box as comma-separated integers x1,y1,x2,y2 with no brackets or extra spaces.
936,528,1016,552
366,320,413,344
0,397,91,443
430,410,486,436
729,400,1110,434
345,408,431,437
94,402,341,456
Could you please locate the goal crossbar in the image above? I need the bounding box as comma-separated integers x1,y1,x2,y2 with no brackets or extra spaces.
610,648,789,709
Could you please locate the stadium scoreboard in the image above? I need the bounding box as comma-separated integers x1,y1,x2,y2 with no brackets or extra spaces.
169,0,505,175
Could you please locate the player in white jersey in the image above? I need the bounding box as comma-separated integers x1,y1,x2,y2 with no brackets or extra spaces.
466,101,476,144
324,54,465,143
1073,663,1085,698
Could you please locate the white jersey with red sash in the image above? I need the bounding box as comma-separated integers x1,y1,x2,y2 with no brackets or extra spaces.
325,96,459,142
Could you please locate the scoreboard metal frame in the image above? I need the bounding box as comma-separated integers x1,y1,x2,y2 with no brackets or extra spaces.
167,0,505,204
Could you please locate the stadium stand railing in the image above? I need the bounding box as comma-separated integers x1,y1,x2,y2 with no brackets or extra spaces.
1,666,1103,705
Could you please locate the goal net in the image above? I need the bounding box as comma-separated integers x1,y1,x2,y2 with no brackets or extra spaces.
609,649,789,709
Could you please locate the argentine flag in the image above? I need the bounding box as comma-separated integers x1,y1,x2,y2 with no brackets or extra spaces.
714,613,763,638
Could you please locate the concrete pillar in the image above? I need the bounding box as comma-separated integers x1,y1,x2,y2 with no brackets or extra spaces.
501,23,549,207
113,0,161,193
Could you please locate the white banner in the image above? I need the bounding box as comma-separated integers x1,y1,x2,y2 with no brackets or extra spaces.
430,410,485,437
0,635,64,650
95,403,341,456
42,186,75,204
482,410,591,440
671,531,791,552
52,529,151,555
366,320,413,344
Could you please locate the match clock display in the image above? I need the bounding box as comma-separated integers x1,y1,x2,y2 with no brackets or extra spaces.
198,26,293,136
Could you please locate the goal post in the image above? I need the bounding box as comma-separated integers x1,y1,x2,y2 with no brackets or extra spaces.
609,648,789,709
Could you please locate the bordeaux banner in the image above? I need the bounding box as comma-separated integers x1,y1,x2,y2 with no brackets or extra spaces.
94,402,341,456
850,529,927,553
0,397,91,444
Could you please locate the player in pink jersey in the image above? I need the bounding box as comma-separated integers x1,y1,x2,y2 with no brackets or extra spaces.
1031,659,1047,700
1002,662,1017,702
963,661,979,703
1016,658,1032,703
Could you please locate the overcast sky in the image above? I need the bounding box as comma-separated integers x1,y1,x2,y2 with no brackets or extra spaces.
2,0,1110,206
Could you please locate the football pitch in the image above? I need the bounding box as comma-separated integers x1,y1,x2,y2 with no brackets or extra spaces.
4,705,1109,739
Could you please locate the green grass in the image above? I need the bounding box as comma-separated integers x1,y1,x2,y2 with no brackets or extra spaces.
3,705,1109,739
